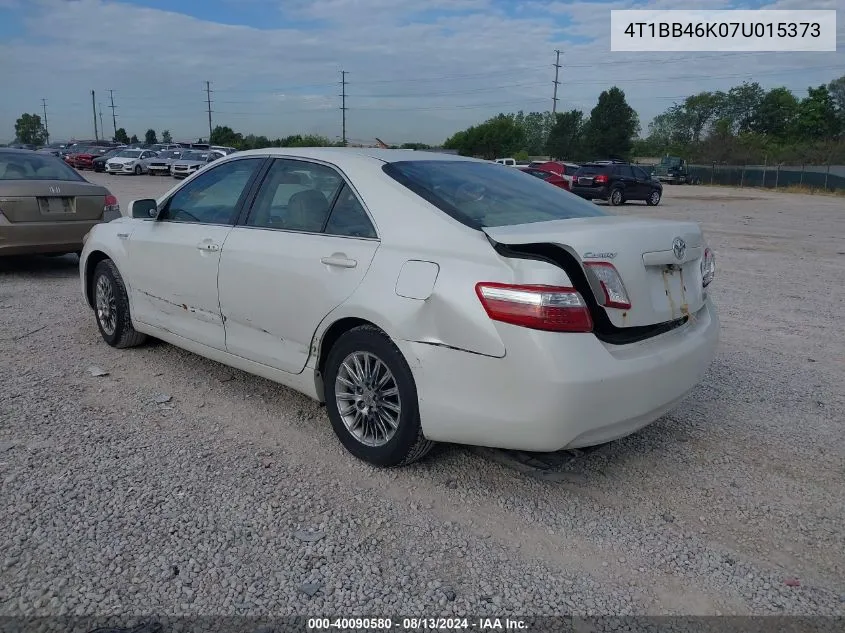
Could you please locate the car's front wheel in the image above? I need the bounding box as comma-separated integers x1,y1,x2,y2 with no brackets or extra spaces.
134,165,142,175
646,190,661,206
92,259,147,348
324,325,434,467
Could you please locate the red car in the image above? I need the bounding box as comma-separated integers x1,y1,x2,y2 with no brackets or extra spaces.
520,161,580,191
67,146,111,170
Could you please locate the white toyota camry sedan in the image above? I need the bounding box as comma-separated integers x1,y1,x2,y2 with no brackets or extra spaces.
79,148,719,467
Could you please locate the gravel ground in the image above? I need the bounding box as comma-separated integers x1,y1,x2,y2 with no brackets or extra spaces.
1,173,843,619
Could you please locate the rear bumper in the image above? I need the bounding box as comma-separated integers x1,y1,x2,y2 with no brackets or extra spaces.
0,216,101,256
571,185,609,200
400,298,719,451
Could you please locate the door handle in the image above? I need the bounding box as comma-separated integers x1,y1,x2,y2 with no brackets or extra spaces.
197,242,220,252
320,255,357,268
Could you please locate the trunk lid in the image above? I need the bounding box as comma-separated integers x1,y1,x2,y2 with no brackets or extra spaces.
483,216,706,328
0,180,107,223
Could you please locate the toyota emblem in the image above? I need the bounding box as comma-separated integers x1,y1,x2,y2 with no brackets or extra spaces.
672,237,686,260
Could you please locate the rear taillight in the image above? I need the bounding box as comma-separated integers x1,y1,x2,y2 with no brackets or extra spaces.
104,194,120,215
584,262,631,309
701,247,715,287
475,283,593,333
594,174,609,184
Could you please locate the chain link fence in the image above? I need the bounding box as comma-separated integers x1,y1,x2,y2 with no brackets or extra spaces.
686,163,845,192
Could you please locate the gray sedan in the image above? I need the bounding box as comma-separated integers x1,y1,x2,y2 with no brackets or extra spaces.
170,150,225,179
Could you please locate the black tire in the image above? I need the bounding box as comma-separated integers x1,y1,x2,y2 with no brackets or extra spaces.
608,188,624,206
645,189,661,206
134,165,142,175
92,259,147,348
324,325,434,467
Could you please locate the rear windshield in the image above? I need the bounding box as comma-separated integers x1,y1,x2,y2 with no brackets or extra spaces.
0,151,85,181
575,165,607,176
523,168,552,180
383,160,606,229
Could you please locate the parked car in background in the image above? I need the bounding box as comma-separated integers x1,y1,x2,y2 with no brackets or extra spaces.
170,149,225,179
93,148,124,173
79,148,718,467
106,149,157,175
146,149,184,176
70,146,113,171
494,157,516,167
0,148,120,256
571,162,663,206
521,166,570,190
521,161,580,191
148,143,182,152
210,145,238,155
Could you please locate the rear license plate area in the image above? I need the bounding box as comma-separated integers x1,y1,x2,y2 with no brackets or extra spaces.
578,177,593,186
38,197,75,214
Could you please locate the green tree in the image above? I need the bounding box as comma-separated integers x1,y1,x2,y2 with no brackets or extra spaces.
161,129,173,143
144,129,157,145
683,92,724,142
796,85,840,140
113,128,130,144
513,110,554,155
828,75,845,132
399,142,432,150
583,87,639,158
443,113,524,159
722,82,765,134
752,87,799,139
210,125,244,148
545,109,584,159
14,113,47,145
130,134,139,144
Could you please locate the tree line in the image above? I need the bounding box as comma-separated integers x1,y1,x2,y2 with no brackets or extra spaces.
633,76,845,164
442,74,845,165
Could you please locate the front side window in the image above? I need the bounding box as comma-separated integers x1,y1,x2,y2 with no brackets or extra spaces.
383,160,606,229
159,158,263,224
247,159,343,232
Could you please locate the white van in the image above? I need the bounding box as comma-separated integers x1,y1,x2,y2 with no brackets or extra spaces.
494,157,516,167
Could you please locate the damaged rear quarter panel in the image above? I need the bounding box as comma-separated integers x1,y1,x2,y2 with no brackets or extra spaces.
314,240,575,360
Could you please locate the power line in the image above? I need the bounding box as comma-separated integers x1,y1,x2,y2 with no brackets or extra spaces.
205,81,213,142
108,90,118,137
41,98,49,144
340,70,348,147
552,49,562,115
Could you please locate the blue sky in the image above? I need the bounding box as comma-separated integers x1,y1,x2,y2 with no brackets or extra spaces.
0,0,841,144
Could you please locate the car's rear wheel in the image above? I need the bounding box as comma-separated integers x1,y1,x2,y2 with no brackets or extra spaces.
646,190,661,206
609,188,624,206
324,325,434,467
92,259,147,348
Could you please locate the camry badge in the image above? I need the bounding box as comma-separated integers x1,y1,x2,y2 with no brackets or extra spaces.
583,251,617,259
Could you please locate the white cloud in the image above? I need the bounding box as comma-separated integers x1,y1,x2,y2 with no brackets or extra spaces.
0,0,841,144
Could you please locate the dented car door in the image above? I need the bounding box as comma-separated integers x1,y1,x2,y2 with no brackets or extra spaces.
126,157,266,350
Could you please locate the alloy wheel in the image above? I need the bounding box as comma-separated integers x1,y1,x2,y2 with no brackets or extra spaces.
334,351,401,447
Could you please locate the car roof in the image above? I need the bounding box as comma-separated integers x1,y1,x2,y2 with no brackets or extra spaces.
231,147,479,165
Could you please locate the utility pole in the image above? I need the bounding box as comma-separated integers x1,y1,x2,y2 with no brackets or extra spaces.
91,90,99,141
552,49,562,115
98,104,105,140
205,81,213,142
41,98,49,144
108,89,118,138
340,70,348,147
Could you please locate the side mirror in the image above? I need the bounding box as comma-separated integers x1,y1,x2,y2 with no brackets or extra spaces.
129,199,158,219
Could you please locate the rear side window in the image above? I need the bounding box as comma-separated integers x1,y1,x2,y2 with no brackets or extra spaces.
383,160,606,229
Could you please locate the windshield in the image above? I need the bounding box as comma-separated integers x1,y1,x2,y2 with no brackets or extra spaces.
660,156,682,166
180,151,208,161
383,160,607,229
575,165,607,176
115,150,143,158
158,150,181,159
0,151,85,181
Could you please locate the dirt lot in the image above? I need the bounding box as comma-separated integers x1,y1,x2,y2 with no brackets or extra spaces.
1,174,843,617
